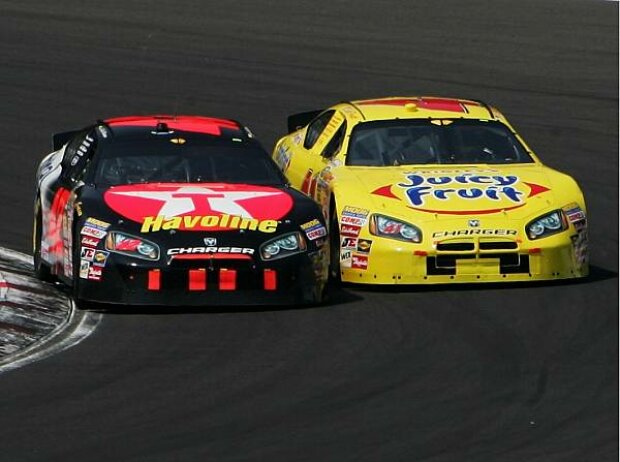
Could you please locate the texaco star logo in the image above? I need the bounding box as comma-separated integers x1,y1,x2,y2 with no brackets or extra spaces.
103,183,293,231
108,186,280,218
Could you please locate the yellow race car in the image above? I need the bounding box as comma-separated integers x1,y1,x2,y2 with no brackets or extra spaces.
272,96,588,284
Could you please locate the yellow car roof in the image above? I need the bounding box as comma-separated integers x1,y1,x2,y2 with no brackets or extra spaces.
345,96,504,122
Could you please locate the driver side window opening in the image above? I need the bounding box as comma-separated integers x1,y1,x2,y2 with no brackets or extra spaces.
63,130,97,183
321,121,347,158
303,110,335,150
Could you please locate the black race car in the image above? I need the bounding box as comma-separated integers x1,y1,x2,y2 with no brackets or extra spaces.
33,115,329,306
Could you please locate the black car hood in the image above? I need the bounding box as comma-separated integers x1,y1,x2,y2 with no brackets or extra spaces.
76,182,323,247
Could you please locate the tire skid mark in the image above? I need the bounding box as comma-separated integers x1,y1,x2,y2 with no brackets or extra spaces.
1,280,60,297
0,320,35,335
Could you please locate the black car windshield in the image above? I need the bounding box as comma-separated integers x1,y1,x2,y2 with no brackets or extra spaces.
346,119,534,166
93,141,286,186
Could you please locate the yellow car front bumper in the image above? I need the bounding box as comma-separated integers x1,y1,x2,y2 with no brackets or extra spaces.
340,232,588,285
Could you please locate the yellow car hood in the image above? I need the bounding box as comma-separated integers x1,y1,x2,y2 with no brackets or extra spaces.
335,164,568,223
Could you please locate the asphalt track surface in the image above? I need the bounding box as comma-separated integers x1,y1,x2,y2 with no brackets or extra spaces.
0,1,617,461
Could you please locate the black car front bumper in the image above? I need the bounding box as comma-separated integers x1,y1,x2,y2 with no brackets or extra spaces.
75,251,328,306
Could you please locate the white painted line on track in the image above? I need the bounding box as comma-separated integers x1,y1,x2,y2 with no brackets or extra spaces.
0,273,7,300
0,300,102,374
0,246,33,266
0,247,102,374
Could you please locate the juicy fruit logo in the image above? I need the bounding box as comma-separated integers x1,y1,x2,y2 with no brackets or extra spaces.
400,173,522,205
104,184,293,233
373,171,549,215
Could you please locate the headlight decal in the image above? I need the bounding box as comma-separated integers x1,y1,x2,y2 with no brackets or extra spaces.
369,214,422,243
260,232,307,261
526,210,568,240
105,232,160,260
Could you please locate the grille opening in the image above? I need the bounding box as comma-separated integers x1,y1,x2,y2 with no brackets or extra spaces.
426,254,530,276
436,242,475,251
479,241,518,250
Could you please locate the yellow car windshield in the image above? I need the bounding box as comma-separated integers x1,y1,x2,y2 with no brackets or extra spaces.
346,119,534,166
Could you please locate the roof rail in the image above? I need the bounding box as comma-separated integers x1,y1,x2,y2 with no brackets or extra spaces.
470,99,495,119
344,101,366,120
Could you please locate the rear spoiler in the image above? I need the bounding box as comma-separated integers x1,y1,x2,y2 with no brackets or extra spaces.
52,130,80,151
287,110,322,134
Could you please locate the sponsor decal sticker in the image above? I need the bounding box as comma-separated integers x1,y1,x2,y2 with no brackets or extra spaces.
70,134,95,167
341,206,369,226
357,97,468,113
357,239,373,253
301,219,327,240
340,249,352,268
306,226,327,241
79,260,90,279
140,214,278,234
103,184,292,233
341,206,369,220
340,224,361,237
300,219,321,230
81,226,107,239
274,144,292,171
563,203,586,223
432,229,517,238
81,247,95,261
81,236,101,247
85,217,111,230
340,215,365,226
88,266,102,281
341,237,358,249
203,237,217,246
167,247,255,256
93,250,109,267
351,254,368,270
372,171,550,215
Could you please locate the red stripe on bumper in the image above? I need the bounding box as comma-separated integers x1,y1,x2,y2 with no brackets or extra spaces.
172,254,252,260
263,269,277,291
147,270,160,291
189,269,207,291
219,269,236,291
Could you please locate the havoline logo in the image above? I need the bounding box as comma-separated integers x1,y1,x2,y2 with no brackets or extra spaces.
104,183,293,232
